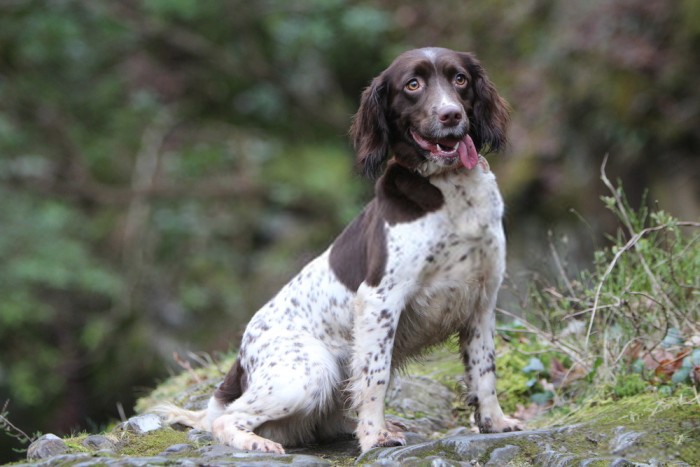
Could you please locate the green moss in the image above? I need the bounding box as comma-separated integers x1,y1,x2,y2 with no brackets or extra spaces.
612,373,647,398
494,348,533,414
477,436,542,466
134,352,237,413
530,392,700,464
470,391,699,465
62,433,91,454
116,428,189,457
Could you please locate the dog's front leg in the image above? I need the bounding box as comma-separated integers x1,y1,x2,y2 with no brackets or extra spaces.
460,306,522,433
350,284,406,453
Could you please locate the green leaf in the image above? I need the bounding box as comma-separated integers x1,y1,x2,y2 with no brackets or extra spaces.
671,367,690,384
523,357,545,373
661,328,684,348
530,391,554,405
631,358,645,374
586,357,604,383
691,349,700,366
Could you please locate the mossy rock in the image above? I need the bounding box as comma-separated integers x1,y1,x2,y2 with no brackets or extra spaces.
16,346,700,466
360,392,700,465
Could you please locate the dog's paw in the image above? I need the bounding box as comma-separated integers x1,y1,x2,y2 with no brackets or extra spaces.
213,421,286,454
375,429,406,447
359,428,406,453
238,435,285,454
476,413,523,433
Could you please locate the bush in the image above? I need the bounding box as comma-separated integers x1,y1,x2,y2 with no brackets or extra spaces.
500,159,700,406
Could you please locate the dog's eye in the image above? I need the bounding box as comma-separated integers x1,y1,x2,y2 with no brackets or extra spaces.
405,78,421,91
454,73,467,86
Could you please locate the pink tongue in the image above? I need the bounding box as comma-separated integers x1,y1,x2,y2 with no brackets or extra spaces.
457,134,479,170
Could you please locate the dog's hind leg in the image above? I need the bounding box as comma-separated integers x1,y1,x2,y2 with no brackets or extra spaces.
213,337,341,453
211,410,286,453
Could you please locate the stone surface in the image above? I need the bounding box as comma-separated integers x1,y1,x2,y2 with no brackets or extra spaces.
183,393,210,411
609,426,644,455
26,433,68,460
11,364,700,466
485,444,520,465
125,413,163,434
82,434,116,451
187,428,213,444
386,375,456,424
160,443,194,454
358,428,554,465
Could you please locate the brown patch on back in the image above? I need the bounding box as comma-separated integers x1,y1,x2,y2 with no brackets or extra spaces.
214,358,247,405
329,163,444,291
330,201,387,291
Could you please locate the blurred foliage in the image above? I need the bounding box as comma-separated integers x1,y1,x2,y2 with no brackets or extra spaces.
0,0,698,460
506,177,699,413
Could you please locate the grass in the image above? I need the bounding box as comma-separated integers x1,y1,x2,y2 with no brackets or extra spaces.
496,157,700,417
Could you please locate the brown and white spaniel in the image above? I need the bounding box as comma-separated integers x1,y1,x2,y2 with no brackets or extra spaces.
155,47,521,454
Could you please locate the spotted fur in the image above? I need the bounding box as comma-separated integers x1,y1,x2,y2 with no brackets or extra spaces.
153,47,521,454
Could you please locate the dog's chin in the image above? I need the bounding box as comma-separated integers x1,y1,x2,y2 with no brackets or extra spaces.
415,151,462,176
391,140,463,177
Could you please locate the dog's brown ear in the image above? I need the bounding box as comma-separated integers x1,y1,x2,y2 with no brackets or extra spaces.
350,76,390,179
460,53,510,154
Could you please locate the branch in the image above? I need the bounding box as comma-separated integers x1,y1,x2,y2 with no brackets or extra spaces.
496,307,588,368
585,156,700,349
599,155,675,311
0,401,34,445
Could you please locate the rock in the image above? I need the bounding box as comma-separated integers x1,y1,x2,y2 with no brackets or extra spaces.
580,457,636,466
535,448,577,466
393,456,468,467
403,431,431,446
609,426,643,455
195,444,331,465
444,426,472,437
82,434,116,451
386,414,443,439
485,444,520,466
359,427,560,465
14,349,700,466
102,455,172,465
26,433,68,460
289,454,333,466
125,413,163,434
183,393,210,411
386,375,455,425
21,453,94,466
187,428,213,444
160,443,194,455
608,459,639,467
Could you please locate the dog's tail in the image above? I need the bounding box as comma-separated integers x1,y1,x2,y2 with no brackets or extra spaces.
150,402,210,431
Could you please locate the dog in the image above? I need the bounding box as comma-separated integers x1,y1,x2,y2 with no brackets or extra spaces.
154,47,521,454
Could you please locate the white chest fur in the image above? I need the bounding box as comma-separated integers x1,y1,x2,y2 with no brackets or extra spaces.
382,166,506,356
385,167,504,286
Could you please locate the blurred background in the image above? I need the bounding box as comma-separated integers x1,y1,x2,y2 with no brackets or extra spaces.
0,0,698,460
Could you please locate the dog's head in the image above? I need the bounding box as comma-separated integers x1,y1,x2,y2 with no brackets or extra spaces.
351,47,509,178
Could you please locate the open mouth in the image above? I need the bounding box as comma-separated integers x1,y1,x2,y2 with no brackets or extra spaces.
410,130,479,170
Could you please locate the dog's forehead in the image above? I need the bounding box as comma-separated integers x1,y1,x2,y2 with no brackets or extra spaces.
420,47,451,63
387,48,464,77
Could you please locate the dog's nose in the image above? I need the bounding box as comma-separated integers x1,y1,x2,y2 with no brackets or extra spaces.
438,104,463,127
